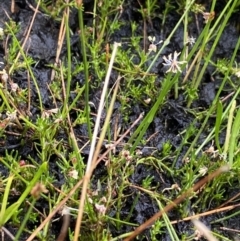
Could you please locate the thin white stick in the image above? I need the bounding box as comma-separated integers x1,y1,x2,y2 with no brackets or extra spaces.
73,42,121,241
86,42,121,172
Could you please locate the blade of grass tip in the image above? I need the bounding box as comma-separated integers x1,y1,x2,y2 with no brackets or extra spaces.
223,100,236,158
73,42,121,241
228,107,240,166
215,100,223,152
2,162,47,225
129,75,177,152
0,175,14,226
14,198,37,241
76,2,91,139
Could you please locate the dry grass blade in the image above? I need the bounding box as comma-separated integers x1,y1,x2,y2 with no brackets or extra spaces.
56,208,70,241
170,203,240,225
124,165,230,241
9,0,41,75
73,42,121,241
1,226,15,240
50,2,67,81
25,180,83,241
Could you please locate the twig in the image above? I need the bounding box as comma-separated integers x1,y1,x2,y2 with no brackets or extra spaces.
1,226,15,240
218,192,240,208
220,226,240,234
170,203,240,224
124,165,230,241
56,209,70,241
50,8,66,81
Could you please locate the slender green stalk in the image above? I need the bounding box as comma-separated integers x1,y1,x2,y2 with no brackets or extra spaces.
0,158,29,185
14,199,37,241
68,86,85,111
76,2,91,139
215,100,223,151
92,76,121,163
129,74,176,152
157,200,180,241
107,216,138,227
228,108,240,166
92,0,97,42
0,175,14,223
0,89,13,111
194,87,240,156
0,162,47,226
64,10,72,108
174,0,190,99
211,209,240,224
125,192,140,223
223,100,236,155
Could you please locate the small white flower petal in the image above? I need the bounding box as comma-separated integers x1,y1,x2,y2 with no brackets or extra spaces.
162,51,187,73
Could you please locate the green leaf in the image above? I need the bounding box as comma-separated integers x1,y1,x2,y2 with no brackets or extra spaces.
0,162,48,226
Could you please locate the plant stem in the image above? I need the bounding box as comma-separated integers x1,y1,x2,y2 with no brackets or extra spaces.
77,2,92,139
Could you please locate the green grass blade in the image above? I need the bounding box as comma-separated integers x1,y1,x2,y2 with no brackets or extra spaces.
76,3,92,139
128,76,177,152
0,175,14,225
215,100,223,151
223,100,236,156
228,108,240,166
2,162,47,225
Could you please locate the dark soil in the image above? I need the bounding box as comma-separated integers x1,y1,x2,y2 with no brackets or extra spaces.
0,0,240,240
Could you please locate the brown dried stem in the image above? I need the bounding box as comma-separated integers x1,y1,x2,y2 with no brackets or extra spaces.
124,165,230,241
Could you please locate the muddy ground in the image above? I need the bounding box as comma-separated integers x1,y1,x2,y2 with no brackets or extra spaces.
0,0,240,240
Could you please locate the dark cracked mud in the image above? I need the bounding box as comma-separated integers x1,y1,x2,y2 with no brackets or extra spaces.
0,0,240,240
